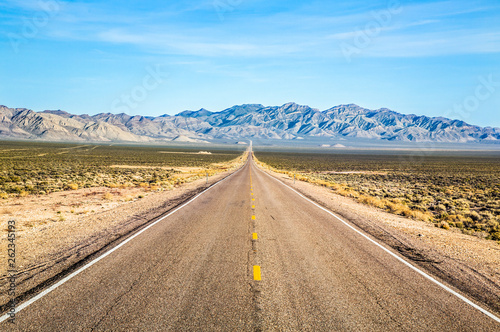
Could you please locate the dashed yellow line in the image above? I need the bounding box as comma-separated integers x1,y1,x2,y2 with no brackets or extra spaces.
250,170,261,281
253,265,261,280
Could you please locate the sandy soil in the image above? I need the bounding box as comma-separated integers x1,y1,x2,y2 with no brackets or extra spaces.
258,166,500,313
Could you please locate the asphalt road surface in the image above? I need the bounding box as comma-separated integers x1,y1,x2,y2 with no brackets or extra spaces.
2,155,499,331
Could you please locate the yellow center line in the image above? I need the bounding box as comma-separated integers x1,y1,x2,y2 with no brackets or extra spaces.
252,205,255,209
251,193,254,195
253,265,261,280
252,198,255,201
252,233,258,240
251,215,256,220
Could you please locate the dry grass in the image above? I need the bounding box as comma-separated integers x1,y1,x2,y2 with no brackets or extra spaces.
0,150,248,235
65,183,79,190
359,195,386,209
0,141,245,198
254,151,499,240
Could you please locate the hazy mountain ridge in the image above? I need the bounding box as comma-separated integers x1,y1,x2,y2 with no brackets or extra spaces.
0,103,498,143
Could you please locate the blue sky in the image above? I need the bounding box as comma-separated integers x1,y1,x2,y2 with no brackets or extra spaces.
1,0,500,127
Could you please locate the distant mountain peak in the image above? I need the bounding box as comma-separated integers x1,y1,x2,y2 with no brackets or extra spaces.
176,108,213,117
0,103,498,143
42,110,72,117
281,102,299,108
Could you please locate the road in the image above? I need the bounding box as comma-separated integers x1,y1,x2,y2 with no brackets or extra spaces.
2,154,499,331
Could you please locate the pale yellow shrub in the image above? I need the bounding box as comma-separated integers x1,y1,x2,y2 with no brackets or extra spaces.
66,183,79,190
358,195,386,209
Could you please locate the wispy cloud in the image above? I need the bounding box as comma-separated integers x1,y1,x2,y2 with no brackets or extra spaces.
3,0,494,60
363,31,500,57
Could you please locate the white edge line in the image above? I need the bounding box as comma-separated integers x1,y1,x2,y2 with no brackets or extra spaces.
0,161,248,323
254,161,500,324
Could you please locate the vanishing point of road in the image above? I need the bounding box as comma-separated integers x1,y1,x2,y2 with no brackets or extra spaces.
2,153,499,331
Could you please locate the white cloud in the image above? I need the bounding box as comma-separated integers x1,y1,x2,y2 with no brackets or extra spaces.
9,0,500,59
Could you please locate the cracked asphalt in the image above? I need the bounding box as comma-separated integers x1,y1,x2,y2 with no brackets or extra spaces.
2,156,499,331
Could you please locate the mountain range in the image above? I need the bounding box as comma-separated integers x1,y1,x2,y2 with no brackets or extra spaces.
1,103,499,144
